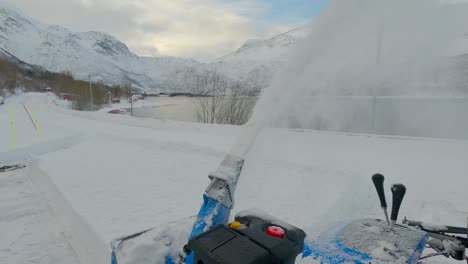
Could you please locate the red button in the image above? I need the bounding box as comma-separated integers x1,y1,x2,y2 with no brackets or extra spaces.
266,226,285,238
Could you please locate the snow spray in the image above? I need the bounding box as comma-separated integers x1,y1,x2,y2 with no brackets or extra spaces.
231,0,468,159
248,0,468,139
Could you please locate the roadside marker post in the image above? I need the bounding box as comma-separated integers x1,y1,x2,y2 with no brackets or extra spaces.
23,104,37,130
8,106,16,149
30,106,44,142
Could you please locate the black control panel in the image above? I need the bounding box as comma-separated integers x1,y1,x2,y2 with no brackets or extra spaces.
185,211,306,264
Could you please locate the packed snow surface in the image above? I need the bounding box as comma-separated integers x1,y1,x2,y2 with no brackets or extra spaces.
0,93,466,264
0,167,82,264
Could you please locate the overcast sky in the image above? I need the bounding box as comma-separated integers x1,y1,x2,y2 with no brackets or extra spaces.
0,0,329,61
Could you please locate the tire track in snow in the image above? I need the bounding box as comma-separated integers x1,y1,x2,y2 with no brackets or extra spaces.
0,166,81,264
0,134,85,166
26,161,109,264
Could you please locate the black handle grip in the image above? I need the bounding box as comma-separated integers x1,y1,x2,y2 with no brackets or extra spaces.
372,174,387,208
391,184,406,222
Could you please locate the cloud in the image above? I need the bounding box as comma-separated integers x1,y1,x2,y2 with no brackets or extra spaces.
1,0,299,60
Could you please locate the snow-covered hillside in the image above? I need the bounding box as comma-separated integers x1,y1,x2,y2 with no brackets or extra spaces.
211,34,300,89
0,7,177,90
0,6,301,92
0,47,45,73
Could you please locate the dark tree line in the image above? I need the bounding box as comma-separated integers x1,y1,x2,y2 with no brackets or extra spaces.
0,57,129,110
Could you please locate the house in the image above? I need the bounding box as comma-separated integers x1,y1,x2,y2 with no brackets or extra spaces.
62,93,78,101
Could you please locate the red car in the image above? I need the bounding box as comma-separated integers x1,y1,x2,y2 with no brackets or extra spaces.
108,109,126,115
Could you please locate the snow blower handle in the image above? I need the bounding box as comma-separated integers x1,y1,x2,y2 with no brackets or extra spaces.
390,184,406,229
372,174,390,224
372,174,387,208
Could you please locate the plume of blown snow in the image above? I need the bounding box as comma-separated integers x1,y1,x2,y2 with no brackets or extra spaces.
250,0,468,138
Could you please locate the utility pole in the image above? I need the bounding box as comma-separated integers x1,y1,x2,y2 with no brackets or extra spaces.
89,75,94,111
129,82,133,117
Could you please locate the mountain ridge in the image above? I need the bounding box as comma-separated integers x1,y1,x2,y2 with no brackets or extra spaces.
0,6,298,92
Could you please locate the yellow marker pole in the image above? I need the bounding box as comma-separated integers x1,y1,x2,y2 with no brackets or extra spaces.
8,106,16,149
31,106,44,142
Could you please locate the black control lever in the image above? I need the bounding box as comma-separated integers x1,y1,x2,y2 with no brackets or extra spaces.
372,174,389,224
390,184,406,230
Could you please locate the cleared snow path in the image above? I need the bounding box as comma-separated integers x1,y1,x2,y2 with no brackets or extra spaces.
0,134,85,165
0,165,81,264
0,163,108,264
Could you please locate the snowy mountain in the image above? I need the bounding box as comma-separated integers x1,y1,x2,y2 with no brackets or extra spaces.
0,7,300,92
233,34,298,63
209,34,303,91
0,8,162,90
0,47,46,74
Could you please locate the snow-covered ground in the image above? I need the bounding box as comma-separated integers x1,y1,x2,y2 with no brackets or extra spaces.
0,166,81,264
1,93,467,263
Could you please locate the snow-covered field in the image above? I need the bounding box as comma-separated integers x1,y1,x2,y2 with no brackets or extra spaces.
1,93,467,264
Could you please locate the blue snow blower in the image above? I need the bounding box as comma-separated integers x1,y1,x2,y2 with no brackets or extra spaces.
111,155,467,264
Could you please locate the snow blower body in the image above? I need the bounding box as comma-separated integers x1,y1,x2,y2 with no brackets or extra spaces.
110,156,465,264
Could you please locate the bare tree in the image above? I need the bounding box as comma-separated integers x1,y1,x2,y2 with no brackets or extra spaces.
191,71,258,125
193,71,226,123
